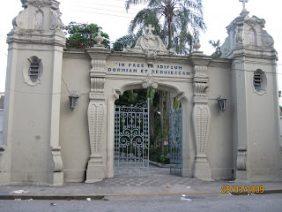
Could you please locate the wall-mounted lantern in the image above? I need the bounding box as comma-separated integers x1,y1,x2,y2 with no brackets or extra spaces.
69,92,79,110
217,96,227,112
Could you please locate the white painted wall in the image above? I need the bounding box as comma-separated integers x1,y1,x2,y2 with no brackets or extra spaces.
207,62,234,180
280,116,282,146
60,51,235,182
279,116,282,176
0,110,3,145
0,93,4,145
60,51,91,182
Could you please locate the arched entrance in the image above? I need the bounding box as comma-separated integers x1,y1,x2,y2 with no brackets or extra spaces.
85,29,212,183
113,87,183,177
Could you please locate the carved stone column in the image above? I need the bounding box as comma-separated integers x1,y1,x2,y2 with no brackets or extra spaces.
237,149,247,170
191,54,212,181
51,147,64,185
86,47,109,183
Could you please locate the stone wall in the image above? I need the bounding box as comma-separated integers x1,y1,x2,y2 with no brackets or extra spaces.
0,94,4,109
60,50,91,182
0,93,4,145
280,147,282,176
59,49,234,182
280,116,282,146
0,110,3,145
280,117,282,177
207,61,234,180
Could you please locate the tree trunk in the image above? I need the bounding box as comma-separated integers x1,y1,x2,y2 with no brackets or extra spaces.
167,18,172,50
159,91,164,154
149,101,156,147
164,92,170,144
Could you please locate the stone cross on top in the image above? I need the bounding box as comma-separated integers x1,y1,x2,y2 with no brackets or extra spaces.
239,0,249,11
145,25,155,35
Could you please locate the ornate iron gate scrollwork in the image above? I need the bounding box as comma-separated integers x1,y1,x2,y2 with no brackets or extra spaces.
169,107,183,176
114,101,150,171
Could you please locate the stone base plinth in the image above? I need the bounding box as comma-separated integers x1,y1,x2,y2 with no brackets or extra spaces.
85,156,105,183
237,149,247,171
194,156,212,181
0,151,9,185
52,172,64,186
0,173,9,185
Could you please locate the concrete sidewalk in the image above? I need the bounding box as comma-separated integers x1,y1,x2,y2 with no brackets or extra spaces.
0,174,282,200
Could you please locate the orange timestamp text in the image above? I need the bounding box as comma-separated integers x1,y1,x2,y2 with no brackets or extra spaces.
221,185,265,194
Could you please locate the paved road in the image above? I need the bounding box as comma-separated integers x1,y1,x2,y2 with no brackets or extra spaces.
0,194,281,212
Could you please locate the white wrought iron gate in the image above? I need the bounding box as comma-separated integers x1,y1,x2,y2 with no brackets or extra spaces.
169,107,183,176
114,101,150,174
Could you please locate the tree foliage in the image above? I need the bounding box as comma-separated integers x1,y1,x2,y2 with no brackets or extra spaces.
117,0,206,54
115,88,171,164
113,34,137,51
115,88,156,106
65,22,110,49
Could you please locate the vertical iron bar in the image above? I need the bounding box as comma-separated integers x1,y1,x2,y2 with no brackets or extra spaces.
147,98,150,168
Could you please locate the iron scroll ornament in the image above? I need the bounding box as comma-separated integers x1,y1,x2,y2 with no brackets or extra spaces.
114,100,149,168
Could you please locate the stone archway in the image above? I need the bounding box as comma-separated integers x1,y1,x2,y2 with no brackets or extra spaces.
111,83,185,177
85,31,213,183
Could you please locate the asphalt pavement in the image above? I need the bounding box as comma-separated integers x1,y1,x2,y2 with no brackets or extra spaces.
0,193,282,212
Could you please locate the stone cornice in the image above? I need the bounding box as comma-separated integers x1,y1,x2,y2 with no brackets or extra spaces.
7,30,65,47
208,58,231,68
110,50,187,62
64,48,231,69
188,52,212,67
230,48,277,61
86,47,111,60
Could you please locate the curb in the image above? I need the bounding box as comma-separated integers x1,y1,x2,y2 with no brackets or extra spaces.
0,189,281,200
0,195,106,201
230,189,282,196
264,189,282,194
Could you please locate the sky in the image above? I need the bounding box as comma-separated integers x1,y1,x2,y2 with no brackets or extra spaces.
0,0,282,101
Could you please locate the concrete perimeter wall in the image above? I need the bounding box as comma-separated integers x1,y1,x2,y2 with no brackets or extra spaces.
60,50,91,182
0,93,4,145
60,50,234,182
207,60,234,180
0,110,3,145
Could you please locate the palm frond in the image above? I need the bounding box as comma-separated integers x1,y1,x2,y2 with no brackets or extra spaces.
128,8,161,34
113,34,136,51
124,0,206,55
183,0,203,14
125,0,148,11
148,0,163,8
